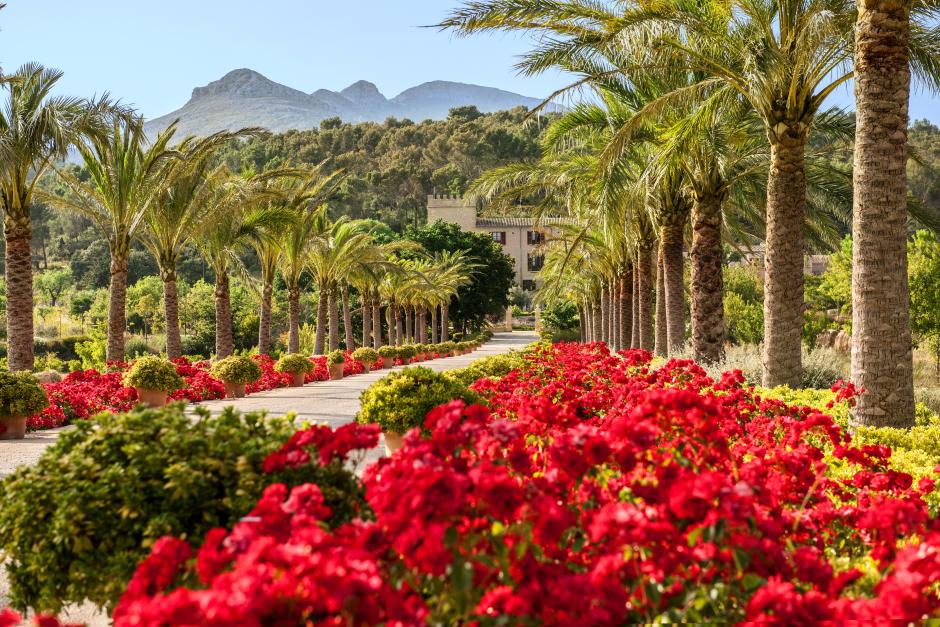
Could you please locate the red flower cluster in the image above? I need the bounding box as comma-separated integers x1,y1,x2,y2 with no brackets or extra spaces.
110,342,940,624
25,354,372,433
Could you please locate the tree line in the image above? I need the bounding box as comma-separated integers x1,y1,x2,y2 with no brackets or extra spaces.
442,0,940,428
0,64,517,371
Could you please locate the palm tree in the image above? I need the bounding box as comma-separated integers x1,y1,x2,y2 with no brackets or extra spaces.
270,167,345,353
307,217,384,353
139,130,250,358
0,63,112,371
196,172,289,358
850,0,940,426
48,115,176,362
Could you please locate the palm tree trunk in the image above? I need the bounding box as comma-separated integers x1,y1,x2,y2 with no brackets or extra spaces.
393,302,403,346
638,248,655,352
619,268,632,350
328,285,340,352
4,217,34,371
662,220,686,355
314,290,327,355
851,2,915,427
214,272,234,359
600,284,610,345
288,286,301,354
404,305,413,344
107,246,129,362
655,247,668,357
163,269,183,360
372,293,382,349
632,266,640,348
610,284,619,351
442,303,450,341
690,193,725,365
342,284,355,351
592,298,603,343
362,294,372,349
584,301,593,342
257,279,273,356
609,281,617,349
578,303,586,343
762,131,807,388
431,307,440,344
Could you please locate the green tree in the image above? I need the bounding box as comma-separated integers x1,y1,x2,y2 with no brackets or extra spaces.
47,116,177,362
33,268,72,307
404,220,513,333
909,230,940,381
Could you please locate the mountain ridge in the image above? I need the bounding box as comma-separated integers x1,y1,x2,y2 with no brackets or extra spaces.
145,68,557,137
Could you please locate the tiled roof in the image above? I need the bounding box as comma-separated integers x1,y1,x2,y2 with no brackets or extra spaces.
476,216,573,228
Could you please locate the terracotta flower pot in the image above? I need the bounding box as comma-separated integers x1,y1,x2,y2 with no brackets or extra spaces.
134,387,168,408
381,357,394,369
413,355,423,363
362,364,372,374
383,431,404,456
290,372,305,387
0,415,27,440
224,382,247,398
329,364,344,380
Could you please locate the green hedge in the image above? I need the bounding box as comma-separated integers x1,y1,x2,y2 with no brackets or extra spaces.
0,404,365,613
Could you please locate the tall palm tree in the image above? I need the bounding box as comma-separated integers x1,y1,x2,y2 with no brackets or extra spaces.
48,116,177,362
270,167,345,353
139,130,251,358
0,63,112,371
196,173,289,358
850,0,940,426
307,217,384,353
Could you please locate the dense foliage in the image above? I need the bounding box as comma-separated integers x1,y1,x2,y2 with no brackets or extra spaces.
273,353,315,375
0,371,48,417
0,404,366,612
122,356,185,392
210,355,262,385
356,366,478,434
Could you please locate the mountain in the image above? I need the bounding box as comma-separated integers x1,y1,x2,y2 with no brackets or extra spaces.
144,69,556,136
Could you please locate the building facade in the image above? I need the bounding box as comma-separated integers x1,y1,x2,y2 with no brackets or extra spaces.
427,194,563,290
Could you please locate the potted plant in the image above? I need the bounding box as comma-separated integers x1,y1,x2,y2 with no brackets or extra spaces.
211,355,262,398
327,350,346,380
123,356,185,408
275,353,315,387
439,341,456,357
356,367,479,455
378,345,397,369
0,372,49,440
398,344,417,365
351,347,379,373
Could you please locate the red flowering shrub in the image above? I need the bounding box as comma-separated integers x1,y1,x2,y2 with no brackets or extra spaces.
109,342,940,624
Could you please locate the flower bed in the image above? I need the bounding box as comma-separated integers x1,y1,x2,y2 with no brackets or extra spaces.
103,342,940,624
24,354,363,432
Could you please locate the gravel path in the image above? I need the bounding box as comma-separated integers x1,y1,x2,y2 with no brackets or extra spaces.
0,331,536,625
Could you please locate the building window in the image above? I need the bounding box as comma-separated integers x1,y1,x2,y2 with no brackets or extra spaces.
491,231,506,245
522,280,537,291
527,254,544,272
527,230,545,245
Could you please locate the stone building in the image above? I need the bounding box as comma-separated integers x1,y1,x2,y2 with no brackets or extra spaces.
427,194,567,290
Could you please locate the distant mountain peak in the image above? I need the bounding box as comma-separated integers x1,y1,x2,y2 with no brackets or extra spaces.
147,69,557,137
340,80,388,106
191,68,309,103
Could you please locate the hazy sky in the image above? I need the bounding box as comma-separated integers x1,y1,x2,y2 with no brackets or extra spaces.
2,0,938,124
